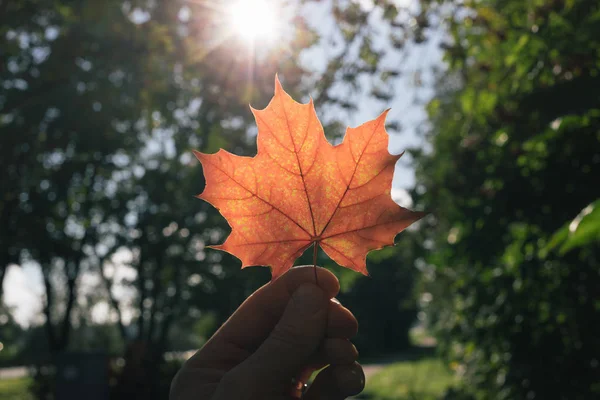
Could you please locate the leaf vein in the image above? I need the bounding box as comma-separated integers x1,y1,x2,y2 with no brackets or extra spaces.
208,161,312,238
318,117,385,236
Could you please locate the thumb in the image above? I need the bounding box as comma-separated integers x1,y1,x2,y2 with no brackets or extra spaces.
234,283,329,386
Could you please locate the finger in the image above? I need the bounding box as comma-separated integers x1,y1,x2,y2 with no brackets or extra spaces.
188,266,339,368
307,338,359,370
303,362,365,400
169,367,222,400
327,299,358,339
323,338,359,365
222,266,339,348
231,283,329,386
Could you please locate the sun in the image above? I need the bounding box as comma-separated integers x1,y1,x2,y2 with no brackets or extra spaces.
227,0,279,44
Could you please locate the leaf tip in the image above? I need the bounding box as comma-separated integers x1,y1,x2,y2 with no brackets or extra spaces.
274,73,283,94
193,149,205,161
415,210,430,220
393,150,406,160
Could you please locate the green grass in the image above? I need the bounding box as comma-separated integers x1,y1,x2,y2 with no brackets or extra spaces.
361,358,458,400
0,378,33,400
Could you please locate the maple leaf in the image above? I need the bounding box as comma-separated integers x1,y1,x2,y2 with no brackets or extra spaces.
195,77,426,279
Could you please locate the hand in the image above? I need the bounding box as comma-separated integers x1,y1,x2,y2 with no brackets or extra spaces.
170,266,365,400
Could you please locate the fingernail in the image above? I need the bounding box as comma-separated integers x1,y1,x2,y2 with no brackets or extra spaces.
293,284,326,313
331,297,341,305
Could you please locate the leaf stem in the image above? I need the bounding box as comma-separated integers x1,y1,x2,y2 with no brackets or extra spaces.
312,243,319,286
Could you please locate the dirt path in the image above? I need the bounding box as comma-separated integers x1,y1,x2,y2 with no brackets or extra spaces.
0,366,27,380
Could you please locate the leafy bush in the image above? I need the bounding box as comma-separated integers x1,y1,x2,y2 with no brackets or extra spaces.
413,0,600,398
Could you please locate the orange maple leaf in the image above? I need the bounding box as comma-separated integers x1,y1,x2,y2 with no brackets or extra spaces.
195,77,426,279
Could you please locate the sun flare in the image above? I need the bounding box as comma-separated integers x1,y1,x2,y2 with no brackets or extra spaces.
228,0,279,43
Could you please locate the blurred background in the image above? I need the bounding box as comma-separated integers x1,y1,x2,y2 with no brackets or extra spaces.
1,0,599,399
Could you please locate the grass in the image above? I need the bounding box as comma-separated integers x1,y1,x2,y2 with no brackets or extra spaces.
360,358,458,400
0,378,33,400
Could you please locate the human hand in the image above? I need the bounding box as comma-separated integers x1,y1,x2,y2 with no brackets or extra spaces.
170,266,364,400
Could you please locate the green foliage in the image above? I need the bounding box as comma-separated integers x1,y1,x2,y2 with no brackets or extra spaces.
547,200,600,254
413,0,600,399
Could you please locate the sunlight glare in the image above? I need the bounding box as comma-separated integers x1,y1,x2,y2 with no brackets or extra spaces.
228,0,278,43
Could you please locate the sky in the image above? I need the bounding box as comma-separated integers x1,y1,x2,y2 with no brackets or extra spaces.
300,0,443,190
2,0,443,327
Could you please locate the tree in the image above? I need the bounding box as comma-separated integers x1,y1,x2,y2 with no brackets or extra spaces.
413,0,600,398
0,0,163,353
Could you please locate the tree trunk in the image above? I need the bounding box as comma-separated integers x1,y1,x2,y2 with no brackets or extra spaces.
99,256,128,341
